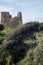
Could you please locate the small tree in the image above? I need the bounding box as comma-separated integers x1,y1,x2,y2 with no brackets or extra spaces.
39,22,43,31
0,24,4,31
32,22,39,32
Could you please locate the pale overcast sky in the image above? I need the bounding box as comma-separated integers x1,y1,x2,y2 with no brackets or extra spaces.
0,0,43,23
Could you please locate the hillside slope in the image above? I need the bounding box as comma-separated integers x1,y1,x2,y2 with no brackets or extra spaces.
0,23,43,65
17,32,43,65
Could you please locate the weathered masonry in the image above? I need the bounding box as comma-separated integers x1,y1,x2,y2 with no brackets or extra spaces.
1,12,22,28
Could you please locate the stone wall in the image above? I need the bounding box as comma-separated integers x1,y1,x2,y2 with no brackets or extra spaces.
1,12,22,28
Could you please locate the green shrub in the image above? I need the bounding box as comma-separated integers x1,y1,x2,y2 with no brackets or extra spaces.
0,24,4,31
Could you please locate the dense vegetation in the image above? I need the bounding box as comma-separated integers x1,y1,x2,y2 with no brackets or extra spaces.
0,22,43,65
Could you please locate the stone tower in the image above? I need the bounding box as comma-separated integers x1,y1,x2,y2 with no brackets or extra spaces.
1,12,11,28
17,12,22,24
1,12,22,28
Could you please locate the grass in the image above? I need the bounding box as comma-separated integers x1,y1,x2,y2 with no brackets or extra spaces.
0,27,16,44
2,27,15,34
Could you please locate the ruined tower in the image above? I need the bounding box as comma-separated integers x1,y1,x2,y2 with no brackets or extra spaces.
1,12,22,28
11,12,22,27
1,12,11,28
17,12,22,24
